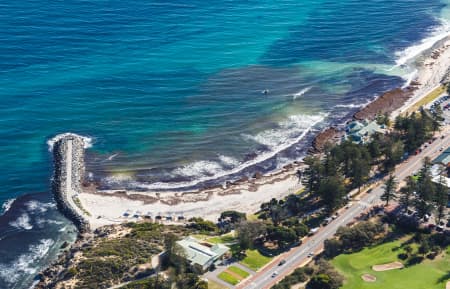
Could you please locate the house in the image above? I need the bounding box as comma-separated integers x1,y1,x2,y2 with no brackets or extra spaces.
346,120,386,144
176,237,229,271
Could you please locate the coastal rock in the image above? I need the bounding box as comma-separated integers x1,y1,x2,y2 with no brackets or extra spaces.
354,88,412,120
310,127,342,153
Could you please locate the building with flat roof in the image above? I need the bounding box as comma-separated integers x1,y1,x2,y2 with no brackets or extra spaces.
176,236,229,271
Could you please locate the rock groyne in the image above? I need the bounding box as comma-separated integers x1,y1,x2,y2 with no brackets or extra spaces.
52,134,90,233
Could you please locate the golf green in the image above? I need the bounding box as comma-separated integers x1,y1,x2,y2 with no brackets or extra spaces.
332,240,449,289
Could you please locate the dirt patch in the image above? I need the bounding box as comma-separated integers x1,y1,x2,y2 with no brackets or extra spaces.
361,274,377,282
372,261,404,271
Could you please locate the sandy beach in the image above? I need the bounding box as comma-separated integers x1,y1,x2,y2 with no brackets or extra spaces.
79,168,303,228
71,36,450,230
392,37,450,117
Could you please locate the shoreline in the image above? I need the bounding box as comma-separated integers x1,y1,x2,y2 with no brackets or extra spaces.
55,36,450,230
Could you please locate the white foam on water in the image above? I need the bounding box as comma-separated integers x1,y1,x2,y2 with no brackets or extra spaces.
47,132,93,152
1,198,16,215
174,160,225,178
25,200,56,214
106,153,119,161
292,86,312,100
9,213,33,230
0,239,54,286
36,218,64,228
393,19,450,69
334,103,364,109
243,114,324,149
130,113,326,190
401,68,419,89
218,155,240,167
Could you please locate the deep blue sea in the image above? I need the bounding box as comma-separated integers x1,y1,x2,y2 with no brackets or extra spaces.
1,0,450,288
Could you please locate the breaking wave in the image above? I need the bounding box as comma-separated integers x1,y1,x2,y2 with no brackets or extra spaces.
394,19,450,68
47,132,93,152
0,239,54,286
9,213,33,230
127,113,325,190
25,201,55,214
292,86,312,100
1,198,15,215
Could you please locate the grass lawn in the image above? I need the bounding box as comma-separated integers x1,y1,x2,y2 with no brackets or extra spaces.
332,239,450,289
208,280,230,289
228,266,250,278
206,232,236,244
240,249,272,271
406,85,447,115
218,271,241,285
218,265,250,285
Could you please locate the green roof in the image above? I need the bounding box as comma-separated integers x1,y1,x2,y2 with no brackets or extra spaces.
176,237,229,269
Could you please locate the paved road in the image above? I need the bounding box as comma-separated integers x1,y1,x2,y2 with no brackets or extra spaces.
239,128,450,289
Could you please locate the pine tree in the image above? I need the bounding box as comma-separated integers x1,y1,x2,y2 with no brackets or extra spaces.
434,173,449,223
399,176,416,212
381,174,397,206
414,158,435,218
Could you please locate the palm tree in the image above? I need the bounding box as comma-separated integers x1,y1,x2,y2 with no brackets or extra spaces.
381,174,398,206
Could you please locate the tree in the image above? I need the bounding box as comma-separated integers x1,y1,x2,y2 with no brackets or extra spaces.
381,174,397,206
431,105,444,132
302,156,322,193
352,158,370,192
434,173,449,223
383,139,404,172
415,158,436,218
399,176,416,211
266,225,298,249
318,175,346,212
220,211,246,224
307,274,332,289
195,280,208,289
236,221,266,250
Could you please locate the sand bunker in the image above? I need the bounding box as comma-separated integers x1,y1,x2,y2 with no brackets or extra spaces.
361,274,377,282
446,280,450,289
372,261,404,271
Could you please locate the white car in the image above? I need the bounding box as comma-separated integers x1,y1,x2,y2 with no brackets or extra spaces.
271,271,279,278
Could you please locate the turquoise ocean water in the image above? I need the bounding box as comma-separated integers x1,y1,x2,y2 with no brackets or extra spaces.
1,0,450,288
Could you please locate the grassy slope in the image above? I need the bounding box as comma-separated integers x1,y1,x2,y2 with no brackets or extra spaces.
332,240,449,289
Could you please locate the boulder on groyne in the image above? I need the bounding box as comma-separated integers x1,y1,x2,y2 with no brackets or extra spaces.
51,133,90,233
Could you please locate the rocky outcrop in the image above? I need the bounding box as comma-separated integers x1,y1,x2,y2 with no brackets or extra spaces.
353,87,416,120
310,127,343,153
52,134,90,233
